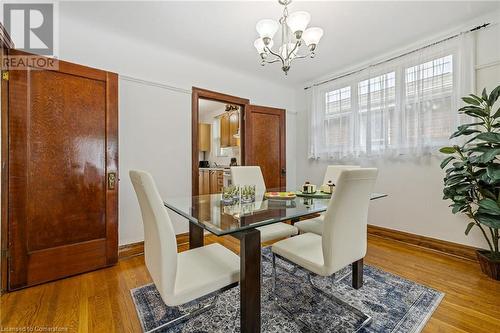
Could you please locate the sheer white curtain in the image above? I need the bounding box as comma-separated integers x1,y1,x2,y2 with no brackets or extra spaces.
308,32,475,160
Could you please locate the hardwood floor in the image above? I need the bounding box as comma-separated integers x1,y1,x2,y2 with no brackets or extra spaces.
1,234,499,333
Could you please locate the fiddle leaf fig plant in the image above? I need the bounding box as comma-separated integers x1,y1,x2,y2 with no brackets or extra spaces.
440,85,500,260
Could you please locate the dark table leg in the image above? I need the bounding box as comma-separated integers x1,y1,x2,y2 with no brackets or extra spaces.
352,258,364,289
189,223,204,249
237,228,261,333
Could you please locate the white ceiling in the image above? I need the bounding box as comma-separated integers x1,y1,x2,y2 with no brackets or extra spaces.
199,99,226,113
61,1,499,86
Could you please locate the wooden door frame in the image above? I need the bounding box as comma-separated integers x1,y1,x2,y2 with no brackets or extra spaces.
0,22,13,293
191,87,249,195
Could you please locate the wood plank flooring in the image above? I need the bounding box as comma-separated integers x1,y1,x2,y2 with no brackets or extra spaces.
1,235,499,332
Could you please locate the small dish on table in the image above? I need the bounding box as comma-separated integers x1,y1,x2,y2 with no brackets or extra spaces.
264,191,297,200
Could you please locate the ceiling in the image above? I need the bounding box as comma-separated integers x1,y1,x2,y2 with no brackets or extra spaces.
61,1,499,86
199,99,226,114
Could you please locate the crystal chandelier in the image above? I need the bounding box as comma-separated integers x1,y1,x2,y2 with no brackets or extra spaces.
254,0,323,75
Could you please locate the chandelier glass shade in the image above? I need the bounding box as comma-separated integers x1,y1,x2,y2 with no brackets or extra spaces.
254,0,323,75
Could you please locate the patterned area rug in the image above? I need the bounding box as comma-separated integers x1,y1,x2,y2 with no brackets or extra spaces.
131,247,443,332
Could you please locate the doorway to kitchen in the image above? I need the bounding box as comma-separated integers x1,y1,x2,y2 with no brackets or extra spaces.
192,87,249,196
192,87,287,197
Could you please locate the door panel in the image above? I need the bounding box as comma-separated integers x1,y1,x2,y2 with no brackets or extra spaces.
244,105,286,190
7,50,118,289
28,70,107,250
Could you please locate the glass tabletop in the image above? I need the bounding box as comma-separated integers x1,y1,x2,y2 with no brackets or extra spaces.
164,190,387,236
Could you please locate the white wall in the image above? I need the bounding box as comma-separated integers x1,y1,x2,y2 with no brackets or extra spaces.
294,24,500,249
59,13,297,245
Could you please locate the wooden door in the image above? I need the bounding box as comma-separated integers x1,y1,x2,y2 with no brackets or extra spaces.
244,105,286,189
6,50,118,290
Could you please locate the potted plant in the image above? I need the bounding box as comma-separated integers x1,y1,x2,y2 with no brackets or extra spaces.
440,85,500,280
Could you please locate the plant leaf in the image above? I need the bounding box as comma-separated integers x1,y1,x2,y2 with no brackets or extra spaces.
463,108,488,118
440,156,455,169
439,147,456,154
450,129,481,138
476,132,500,143
453,195,467,201
452,203,467,214
465,222,475,235
462,96,481,106
487,164,500,180
454,183,473,193
478,198,500,215
488,85,500,107
463,135,480,145
494,106,500,119
482,88,488,101
475,213,500,229
477,148,500,163
470,94,483,102
458,122,484,130
477,187,497,200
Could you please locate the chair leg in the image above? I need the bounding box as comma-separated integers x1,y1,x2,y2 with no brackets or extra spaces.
308,273,372,332
146,295,218,333
273,254,372,332
271,253,277,300
352,258,364,290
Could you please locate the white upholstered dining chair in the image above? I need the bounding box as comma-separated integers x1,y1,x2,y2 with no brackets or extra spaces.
295,164,360,235
129,170,240,331
322,164,360,185
271,168,378,330
230,166,298,243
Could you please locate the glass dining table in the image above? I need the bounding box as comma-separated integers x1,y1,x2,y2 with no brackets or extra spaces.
164,191,387,333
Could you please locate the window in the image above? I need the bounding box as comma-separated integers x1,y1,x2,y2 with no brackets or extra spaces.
357,72,396,153
324,86,351,149
405,55,454,146
309,49,469,159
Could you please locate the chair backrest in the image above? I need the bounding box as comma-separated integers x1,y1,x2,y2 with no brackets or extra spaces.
129,170,178,301
323,165,360,185
322,168,378,274
230,166,266,192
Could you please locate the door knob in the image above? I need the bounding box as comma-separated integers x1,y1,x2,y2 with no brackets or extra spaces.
281,168,286,176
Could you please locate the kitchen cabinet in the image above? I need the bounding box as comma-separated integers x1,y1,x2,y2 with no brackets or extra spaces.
229,112,239,147
210,170,224,194
199,170,210,195
199,169,223,195
220,112,239,148
220,114,230,148
198,123,211,152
